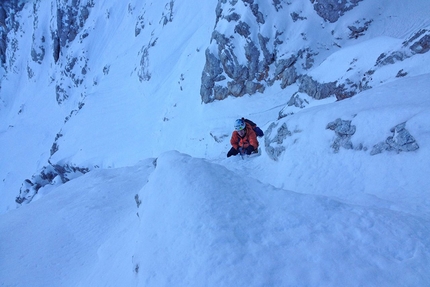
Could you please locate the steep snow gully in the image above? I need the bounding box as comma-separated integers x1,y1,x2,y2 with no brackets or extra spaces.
1,0,430,285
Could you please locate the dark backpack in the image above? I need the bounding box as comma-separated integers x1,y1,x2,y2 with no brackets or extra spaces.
243,118,264,137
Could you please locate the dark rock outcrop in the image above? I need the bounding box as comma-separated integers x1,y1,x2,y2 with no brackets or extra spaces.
16,162,91,205
371,122,419,155
326,118,356,152
200,0,368,103
312,0,364,23
299,75,338,100
0,0,25,66
376,29,430,68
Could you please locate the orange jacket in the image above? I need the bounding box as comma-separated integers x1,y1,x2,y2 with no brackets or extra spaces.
230,123,259,150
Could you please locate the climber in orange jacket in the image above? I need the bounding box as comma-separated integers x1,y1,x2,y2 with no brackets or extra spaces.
227,118,259,157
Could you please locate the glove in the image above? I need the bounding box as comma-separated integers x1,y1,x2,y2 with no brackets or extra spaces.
245,145,255,155
227,147,238,157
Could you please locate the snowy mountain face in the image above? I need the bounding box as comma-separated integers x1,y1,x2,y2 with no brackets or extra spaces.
201,0,430,102
1,0,430,285
1,0,429,209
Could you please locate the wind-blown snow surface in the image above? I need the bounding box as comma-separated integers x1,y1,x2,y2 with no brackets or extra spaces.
1,0,430,286
1,151,429,286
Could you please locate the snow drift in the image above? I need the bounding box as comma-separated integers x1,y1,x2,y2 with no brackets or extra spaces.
1,151,429,286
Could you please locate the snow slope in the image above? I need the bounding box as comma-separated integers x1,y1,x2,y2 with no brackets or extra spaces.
230,74,430,220
0,159,155,286
1,0,430,285
1,151,429,286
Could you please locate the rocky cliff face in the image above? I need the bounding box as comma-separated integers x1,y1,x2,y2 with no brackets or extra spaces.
0,0,93,106
2,0,429,106
200,0,430,103
0,1,24,67
1,0,96,204
0,0,184,206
